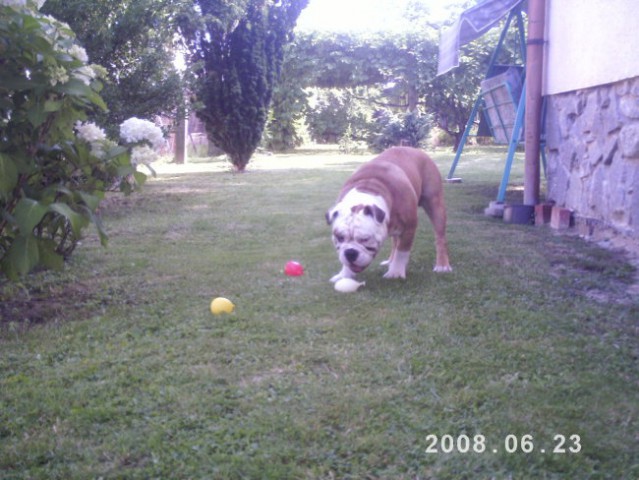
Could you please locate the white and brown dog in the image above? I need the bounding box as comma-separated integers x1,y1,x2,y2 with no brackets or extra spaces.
326,146,452,282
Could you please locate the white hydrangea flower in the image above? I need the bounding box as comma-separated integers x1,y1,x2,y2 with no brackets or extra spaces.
68,44,89,63
75,121,110,157
119,117,165,150
130,145,157,166
73,65,96,85
75,121,106,143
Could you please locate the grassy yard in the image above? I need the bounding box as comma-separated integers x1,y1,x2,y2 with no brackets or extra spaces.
1,146,638,479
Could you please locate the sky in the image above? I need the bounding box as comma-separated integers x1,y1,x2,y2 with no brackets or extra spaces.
295,0,460,33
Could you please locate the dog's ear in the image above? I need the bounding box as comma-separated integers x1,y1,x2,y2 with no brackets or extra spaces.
363,205,386,224
326,209,339,225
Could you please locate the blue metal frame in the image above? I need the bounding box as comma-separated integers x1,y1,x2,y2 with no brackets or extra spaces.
447,5,530,203
497,80,526,202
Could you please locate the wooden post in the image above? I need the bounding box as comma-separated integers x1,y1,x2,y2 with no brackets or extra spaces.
174,114,188,164
524,0,546,206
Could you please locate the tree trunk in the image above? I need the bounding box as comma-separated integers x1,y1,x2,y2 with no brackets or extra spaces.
406,83,419,113
231,153,250,172
174,115,187,164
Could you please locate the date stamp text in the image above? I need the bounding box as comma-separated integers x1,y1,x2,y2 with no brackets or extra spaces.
425,434,581,454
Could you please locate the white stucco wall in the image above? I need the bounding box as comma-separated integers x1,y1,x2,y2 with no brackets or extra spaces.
544,0,639,95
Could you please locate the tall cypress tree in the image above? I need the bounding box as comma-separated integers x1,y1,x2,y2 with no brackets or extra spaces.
190,0,308,171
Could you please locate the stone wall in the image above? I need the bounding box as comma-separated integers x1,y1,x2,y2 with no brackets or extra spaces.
545,76,639,238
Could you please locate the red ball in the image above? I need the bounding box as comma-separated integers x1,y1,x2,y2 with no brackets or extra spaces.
284,260,304,276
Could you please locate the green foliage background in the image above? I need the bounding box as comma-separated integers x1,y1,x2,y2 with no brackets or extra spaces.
268,17,523,152
41,0,185,136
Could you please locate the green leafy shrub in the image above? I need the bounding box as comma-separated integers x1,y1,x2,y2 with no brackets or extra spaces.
0,1,153,279
368,110,432,152
338,124,368,155
305,88,371,144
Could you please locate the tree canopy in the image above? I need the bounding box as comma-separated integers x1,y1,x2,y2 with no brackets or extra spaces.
42,0,503,161
41,0,185,135
267,9,523,151
33,0,515,164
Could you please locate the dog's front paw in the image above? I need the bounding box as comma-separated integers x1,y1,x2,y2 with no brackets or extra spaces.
330,266,357,283
330,273,343,283
382,250,409,279
433,265,453,273
383,268,406,279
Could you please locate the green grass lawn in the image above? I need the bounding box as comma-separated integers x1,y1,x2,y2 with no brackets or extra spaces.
1,146,638,479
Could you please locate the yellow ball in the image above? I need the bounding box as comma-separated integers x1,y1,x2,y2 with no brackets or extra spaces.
210,297,235,315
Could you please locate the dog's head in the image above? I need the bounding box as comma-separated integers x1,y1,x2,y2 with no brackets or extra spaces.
326,197,388,274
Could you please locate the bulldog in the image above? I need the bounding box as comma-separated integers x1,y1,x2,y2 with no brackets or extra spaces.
326,146,452,282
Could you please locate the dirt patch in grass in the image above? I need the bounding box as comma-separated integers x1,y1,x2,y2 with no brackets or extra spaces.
0,281,98,327
554,228,639,300
97,191,186,218
0,273,146,329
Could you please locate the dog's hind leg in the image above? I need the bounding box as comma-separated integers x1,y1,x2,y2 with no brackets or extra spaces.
421,194,452,272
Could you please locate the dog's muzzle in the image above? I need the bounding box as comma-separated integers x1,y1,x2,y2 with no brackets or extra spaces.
344,248,359,263
342,247,367,273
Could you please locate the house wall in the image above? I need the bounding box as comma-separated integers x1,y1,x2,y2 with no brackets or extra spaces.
544,0,639,96
545,77,639,237
543,0,639,238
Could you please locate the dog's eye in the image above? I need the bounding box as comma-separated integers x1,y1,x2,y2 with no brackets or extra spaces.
365,246,376,253
335,233,345,243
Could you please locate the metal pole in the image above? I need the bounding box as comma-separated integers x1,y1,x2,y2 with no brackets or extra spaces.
447,96,482,179
498,81,526,203
523,0,546,205
448,8,518,180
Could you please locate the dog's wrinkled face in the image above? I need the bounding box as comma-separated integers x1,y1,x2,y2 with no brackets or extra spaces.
327,194,388,275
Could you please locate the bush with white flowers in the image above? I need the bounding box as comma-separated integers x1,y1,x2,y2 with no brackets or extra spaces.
120,118,165,150
119,118,165,169
0,0,147,279
75,121,107,148
74,117,165,172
